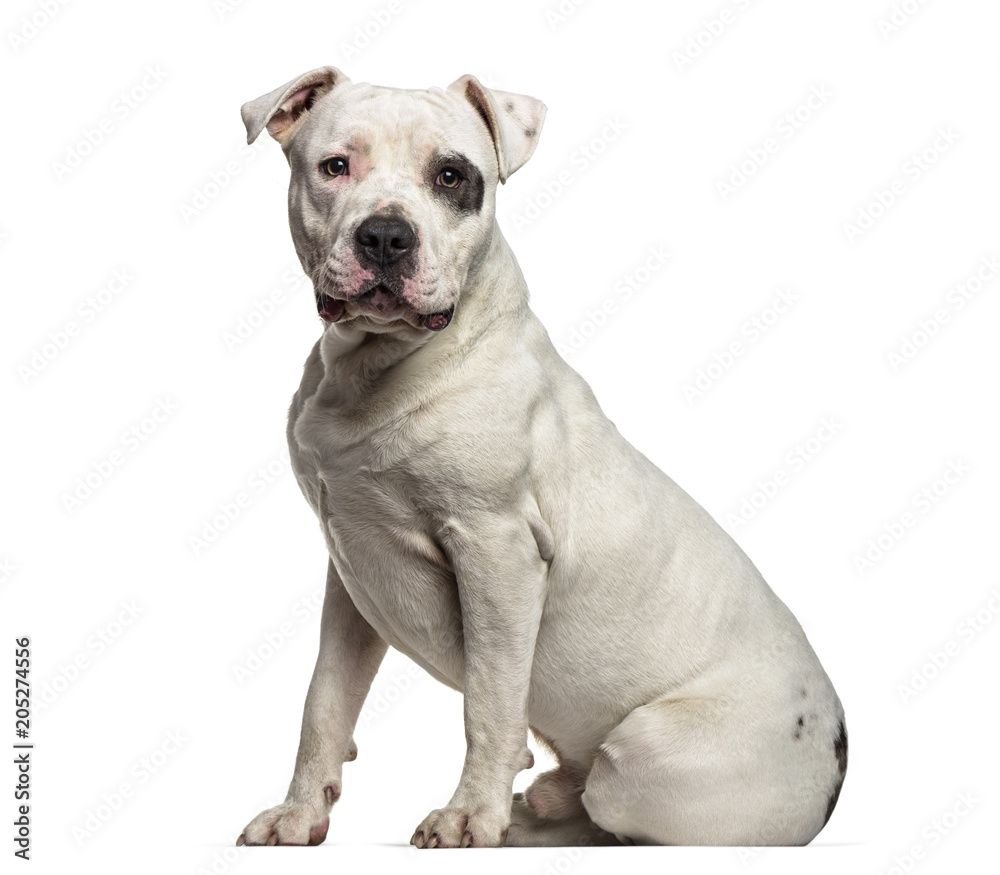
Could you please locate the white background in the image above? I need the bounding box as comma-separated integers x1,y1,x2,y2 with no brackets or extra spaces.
2,0,998,873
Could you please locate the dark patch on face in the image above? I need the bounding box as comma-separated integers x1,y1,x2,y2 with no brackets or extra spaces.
425,150,485,216
793,715,805,739
822,719,848,826
800,688,808,699
504,100,515,112
525,127,537,138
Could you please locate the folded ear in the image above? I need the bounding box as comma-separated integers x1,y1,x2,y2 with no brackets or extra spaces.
241,66,349,147
448,75,546,183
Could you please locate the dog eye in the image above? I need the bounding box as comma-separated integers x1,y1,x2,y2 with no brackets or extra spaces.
436,167,463,189
321,157,349,177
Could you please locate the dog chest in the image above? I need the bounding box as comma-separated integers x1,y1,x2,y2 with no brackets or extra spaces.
291,403,468,682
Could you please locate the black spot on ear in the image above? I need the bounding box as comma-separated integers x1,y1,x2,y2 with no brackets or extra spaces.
800,688,808,699
505,100,515,112
793,714,805,739
524,127,537,138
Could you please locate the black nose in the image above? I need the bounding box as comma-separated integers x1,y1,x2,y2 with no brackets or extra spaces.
354,215,416,268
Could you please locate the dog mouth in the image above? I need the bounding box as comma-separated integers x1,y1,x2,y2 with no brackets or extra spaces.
317,294,347,323
316,284,454,331
419,309,454,331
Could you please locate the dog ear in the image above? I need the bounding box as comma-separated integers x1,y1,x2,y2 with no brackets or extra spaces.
448,75,546,184
241,66,349,147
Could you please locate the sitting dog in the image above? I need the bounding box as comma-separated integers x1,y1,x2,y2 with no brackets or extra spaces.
236,67,846,848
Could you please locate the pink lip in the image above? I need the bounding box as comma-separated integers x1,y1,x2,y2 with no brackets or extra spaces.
354,287,407,316
316,288,453,331
317,295,346,322
420,308,454,331
316,286,407,324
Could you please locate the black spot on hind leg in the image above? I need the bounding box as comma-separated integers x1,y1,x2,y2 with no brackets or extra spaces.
824,719,849,826
824,779,843,826
834,720,848,775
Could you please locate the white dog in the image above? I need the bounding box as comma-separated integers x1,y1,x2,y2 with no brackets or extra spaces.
236,67,846,848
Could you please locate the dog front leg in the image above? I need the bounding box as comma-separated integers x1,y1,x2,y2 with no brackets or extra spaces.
238,559,387,846
411,514,546,849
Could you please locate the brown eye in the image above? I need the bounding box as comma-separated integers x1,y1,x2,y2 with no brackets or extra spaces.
321,157,349,177
436,167,463,189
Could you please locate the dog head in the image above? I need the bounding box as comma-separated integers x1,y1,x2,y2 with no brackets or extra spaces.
242,68,546,335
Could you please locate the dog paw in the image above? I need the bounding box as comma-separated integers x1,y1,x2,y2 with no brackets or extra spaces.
410,806,509,849
237,796,335,846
